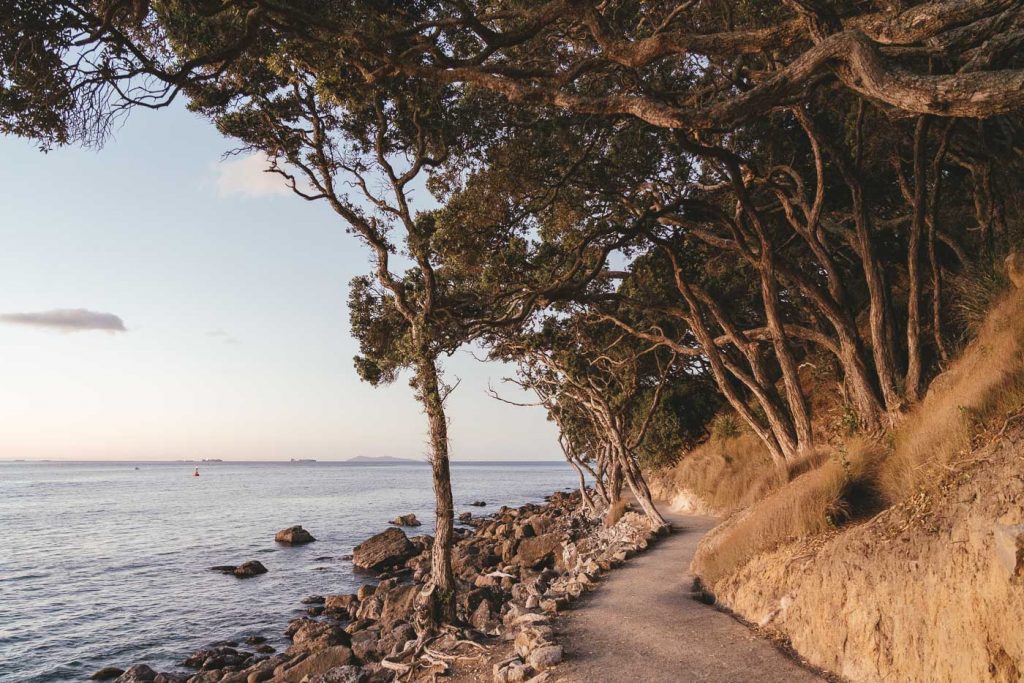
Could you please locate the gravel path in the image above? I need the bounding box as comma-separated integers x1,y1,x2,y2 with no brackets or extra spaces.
553,510,824,682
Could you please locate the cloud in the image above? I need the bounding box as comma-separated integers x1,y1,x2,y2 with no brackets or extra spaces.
0,309,127,333
214,152,290,198
207,329,240,345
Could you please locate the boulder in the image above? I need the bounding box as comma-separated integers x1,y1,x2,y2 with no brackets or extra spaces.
470,501,487,507
91,667,125,680
307,665,368,683
526,644,563,671
459,512,473,522
493,659,530,683
352,528,416,571
233,561,268,578
389,514,422,527
290,621,350,650
275,526,316,545
350,629,381,661
153,675,187,683
277,646,354,683
516,534,563,570
114,665,157,682
324,593,358,618
378,584,420,627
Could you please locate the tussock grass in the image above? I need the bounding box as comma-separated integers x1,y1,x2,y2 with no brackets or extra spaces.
694,292,1024,585
695,438,885,585
669,432,783,514
879,292,1024,501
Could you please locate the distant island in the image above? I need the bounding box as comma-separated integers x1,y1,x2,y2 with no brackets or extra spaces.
345,455,423,464
289,458,317,463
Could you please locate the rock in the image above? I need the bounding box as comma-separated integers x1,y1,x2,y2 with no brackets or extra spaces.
153,675,187,683
290,621,350,650
277,646,354,682
516,534,563,570
91,667,125,680
470,501,487,507
514,626,554,658
275,525,316,545
493,659,530,683
352,528,416,571
1007,251,1024,289
301,595,326,605
379,622,417,657
378,584,420,627
459,512,473,522
389,514,422,527
526,644,562,671
114,665,157,682
350,629,381,661
307,665,368,683
255,645,275,654
211,561,268,578
233,561,268,578
324,593,358,617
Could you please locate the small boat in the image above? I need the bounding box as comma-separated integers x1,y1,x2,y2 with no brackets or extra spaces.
193,468,200,477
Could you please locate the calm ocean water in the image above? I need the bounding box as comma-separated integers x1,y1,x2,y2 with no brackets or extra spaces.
0,460,576,682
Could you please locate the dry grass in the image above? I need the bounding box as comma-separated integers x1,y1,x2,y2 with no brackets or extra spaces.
604,499,630,527
694,438,885,585
694,291,1024,586
667,432,783,514
879,292,1024,501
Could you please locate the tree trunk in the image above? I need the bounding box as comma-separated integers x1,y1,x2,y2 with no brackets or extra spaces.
608,460,624,505
617,446,668,529
905,116,929,402
567,456,596,514
414,352,456,625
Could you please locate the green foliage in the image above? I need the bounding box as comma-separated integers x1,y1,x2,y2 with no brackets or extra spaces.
710,413,742,441
348,275,411,386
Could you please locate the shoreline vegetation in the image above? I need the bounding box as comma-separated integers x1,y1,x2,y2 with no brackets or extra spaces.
94,489,661,683
654,289,1024,682
4,2,1024,682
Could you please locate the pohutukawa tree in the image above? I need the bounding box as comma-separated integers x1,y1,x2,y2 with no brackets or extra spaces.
487,311,718,530
4,0,1023,551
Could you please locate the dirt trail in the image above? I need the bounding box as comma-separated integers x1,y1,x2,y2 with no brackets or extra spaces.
553,511,823,682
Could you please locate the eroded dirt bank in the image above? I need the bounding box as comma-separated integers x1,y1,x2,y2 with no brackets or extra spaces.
700,431,1024,683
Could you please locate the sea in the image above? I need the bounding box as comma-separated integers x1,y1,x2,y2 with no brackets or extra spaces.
0,460,577,682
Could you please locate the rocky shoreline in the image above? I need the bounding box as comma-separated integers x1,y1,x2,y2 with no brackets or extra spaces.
95,491,660,683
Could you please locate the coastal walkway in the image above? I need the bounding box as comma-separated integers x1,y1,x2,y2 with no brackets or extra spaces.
553,511,823,682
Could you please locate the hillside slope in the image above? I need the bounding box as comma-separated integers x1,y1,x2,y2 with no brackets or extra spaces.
672,291,1024,682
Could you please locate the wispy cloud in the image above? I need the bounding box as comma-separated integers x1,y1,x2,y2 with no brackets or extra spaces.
214,152,290,198
0,309,127,333
207,329,240,345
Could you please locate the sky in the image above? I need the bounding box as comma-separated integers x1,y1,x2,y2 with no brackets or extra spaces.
0,104,560,461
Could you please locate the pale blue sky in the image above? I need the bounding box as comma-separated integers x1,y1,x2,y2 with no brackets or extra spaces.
0,105,559,461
